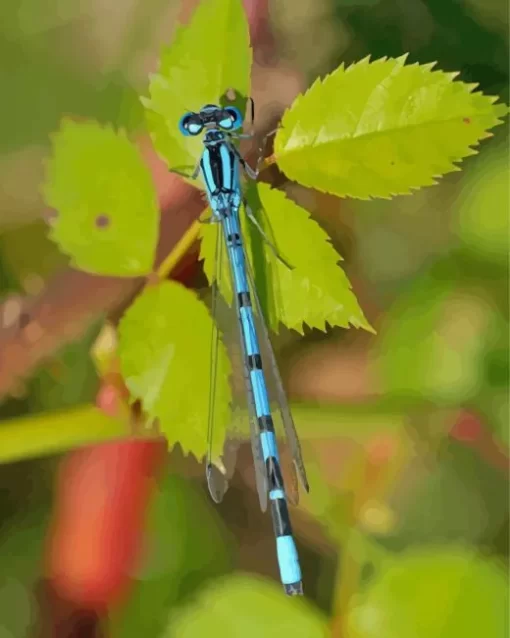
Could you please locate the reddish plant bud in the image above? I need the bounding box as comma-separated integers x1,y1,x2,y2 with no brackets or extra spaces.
46,439,167,610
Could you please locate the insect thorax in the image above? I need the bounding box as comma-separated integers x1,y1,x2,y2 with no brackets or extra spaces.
204,128,227,145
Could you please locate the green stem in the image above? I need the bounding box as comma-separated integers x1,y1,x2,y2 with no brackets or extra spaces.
156,219,202,281
330,433,410,636
0,405,136,465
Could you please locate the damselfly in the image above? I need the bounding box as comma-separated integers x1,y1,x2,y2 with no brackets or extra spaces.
177,102,309,596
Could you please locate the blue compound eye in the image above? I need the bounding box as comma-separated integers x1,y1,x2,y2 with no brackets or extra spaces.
218,106,243,131
179,112,203,136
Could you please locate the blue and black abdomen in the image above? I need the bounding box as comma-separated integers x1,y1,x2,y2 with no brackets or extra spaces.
222,212,303,595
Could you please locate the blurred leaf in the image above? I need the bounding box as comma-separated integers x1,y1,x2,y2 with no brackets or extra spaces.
377,274,499,404
485,389,509,450
0,32,143,155
346,548,509,638
285,402,418,441
0,504,50,637
301,452,395,573
457,147,509,265
142,474,231,583
462,0,509,37
143,0,252,174
0,406,125,465
109,474,232,638
200,183,373,334
0,577,36,638
163,573,329,637
395,442,508,546
477,309,509,450
337,0,380,5
118,281,231,462
0,0,84,38
0,220,67,282
29,321,100,412
274,55,507,199
334,0,509,101
43,120,159,276
110,576,180,638
350,180,456,292
300,459,353,544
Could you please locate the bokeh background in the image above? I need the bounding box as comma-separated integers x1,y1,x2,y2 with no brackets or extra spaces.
0,0,507,636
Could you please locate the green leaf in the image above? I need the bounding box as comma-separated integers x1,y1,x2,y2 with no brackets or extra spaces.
457,147,509,264
163,574,329,637
347,548,509,638
377,273,499,405
274,55,507,200
43,119,159,276
395,442,509,547
142,0,252,173
0,506,50,638
200,183,373,334
118,281,232,461
0,220,67,281
109,474,232,638
29,321,100,413
299,459,354,544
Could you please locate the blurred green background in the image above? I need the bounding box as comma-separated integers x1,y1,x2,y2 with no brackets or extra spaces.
0,0,507,636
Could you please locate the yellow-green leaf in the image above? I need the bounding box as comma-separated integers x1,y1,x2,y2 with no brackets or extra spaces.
164,574,329,637
377,275,499,405
200,183,373,334
43,120,159,276
142,0,252,173
118,281,231,461
274,55,507,200
457,147,509,264
347,548,509,638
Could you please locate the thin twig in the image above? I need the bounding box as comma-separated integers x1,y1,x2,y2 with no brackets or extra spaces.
156,219,201,281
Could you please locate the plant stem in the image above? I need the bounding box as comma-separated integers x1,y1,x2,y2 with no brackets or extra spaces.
156,219,202,281
330,432,411,637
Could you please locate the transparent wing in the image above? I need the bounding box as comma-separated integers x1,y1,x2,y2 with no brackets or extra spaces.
205,221,232,503
205,217,268,512
243,209,310,504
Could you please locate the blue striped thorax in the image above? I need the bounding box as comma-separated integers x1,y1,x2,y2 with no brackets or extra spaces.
203,128,227,146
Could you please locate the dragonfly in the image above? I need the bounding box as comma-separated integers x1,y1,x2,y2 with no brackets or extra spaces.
177,102,309,596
